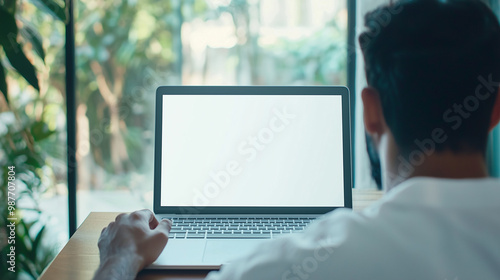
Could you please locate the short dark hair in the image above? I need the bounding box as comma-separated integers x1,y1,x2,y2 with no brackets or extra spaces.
360,0,500,156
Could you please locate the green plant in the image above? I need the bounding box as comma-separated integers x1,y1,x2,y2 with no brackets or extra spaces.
0,0,65,279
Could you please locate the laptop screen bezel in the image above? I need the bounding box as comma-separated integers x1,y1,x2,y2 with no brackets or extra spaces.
154,86,352,215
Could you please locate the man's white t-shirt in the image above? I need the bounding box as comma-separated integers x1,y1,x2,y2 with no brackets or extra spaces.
206,177,500,280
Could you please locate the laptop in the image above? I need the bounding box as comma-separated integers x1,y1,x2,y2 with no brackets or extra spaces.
149,86,352,269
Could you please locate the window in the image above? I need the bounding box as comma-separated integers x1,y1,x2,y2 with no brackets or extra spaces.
353,0,390,190
74,0,349,226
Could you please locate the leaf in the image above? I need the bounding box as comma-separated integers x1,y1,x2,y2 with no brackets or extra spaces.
20,23,46,62
4,42,40,91
31,121,55,141
32,225,46,256
0,7,18,47
3,0,17,14
0,61,7,102
24,152,45,169
18,218,31,242
29,0,66,22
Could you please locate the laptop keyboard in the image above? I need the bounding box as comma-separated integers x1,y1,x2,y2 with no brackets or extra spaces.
163,217,315,239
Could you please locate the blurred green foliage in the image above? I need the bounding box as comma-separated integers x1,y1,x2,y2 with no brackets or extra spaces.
0,0,65,279
76,0,347,182
75,0,184,174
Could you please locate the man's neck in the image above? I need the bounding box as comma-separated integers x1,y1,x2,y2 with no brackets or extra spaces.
384,152,489,191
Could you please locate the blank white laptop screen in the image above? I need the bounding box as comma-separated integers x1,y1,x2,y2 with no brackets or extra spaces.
161,95,344,207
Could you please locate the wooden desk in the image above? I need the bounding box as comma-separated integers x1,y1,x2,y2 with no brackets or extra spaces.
39,189,383,280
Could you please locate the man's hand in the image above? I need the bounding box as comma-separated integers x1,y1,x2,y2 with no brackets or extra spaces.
93,209,172,280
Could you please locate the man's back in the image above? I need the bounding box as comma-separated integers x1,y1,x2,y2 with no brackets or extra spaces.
206,177,500,279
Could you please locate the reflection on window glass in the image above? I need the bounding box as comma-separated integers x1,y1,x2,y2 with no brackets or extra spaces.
75,0,348,225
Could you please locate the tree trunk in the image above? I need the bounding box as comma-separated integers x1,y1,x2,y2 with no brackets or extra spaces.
109,104,129,173
90,61,130,174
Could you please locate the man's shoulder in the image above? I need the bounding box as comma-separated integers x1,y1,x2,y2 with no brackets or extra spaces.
308,176,500,245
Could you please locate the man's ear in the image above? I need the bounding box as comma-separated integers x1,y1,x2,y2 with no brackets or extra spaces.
362,87,387,137
489,89,500,131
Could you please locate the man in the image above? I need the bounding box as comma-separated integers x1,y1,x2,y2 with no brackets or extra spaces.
94,0,500,279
